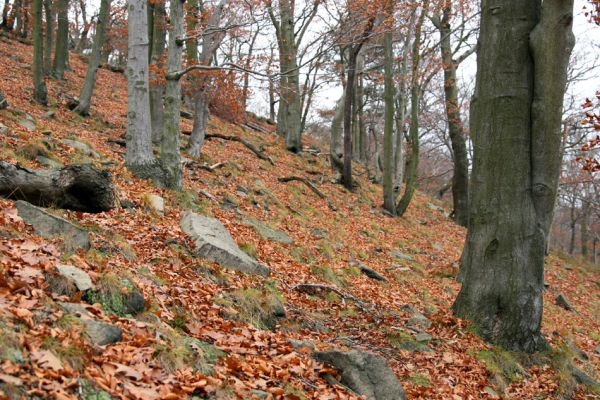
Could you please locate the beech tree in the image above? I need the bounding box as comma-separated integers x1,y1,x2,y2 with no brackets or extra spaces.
74,0,111,115
453,0,575,352
32,0,47,104
53,0,69,79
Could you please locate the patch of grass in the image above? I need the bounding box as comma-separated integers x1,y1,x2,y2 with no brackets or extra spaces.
42,336,88,371
239,242,257,258
342,266,361,277
316,241,336,260
387,331,430,352
284,383,307,399
407,372,431,387
469,348,525,385
340,306,358,318
215,286,285,330
16,141,51,160
311,264,346,287
0,321,24,363
80,379,113,400
83,273,143,317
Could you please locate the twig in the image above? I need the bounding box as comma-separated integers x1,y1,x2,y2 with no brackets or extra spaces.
205,133,275,165
198,161,228,172
278,176,337,210
290,283,368,311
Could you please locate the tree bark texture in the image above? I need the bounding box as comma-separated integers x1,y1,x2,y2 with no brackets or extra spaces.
330,94,345,174
74,0,111,115
149,0,166,144
43,0,53,74
32,0,47,104
382,10,395,214
0,162,116,213
452,0,574,353
52,0,69,79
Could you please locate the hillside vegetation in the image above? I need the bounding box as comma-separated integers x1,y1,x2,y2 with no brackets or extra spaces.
0,35,599,400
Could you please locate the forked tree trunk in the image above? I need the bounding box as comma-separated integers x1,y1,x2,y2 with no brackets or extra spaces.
74,0,111,115
453,0,574,352
0,162,116,212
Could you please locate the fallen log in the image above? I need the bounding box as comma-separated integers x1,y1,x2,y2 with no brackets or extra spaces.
278,176,337,210
0,162,116,213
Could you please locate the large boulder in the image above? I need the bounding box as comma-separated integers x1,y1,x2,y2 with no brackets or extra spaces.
313,350,406,400
16,201,90,252
180,212,269,276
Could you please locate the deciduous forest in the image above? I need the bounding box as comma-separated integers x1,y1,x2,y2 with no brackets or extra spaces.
0,0,599,398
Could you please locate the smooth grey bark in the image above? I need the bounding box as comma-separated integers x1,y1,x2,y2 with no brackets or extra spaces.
581,199,590,259
125,0,159,178
382,8,395,214
432,2,470,227
453,0,574,352
52,0,69,79
74,0,111,116
32,0,47,104
149,0,166,144
43,0,53,74
187,0,227,158
396,2,427,216
160,0,183,189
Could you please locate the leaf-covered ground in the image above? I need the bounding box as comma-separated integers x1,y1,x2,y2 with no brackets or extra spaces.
0,35,599,400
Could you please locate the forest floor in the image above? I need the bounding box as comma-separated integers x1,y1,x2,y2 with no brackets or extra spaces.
0,34,599,400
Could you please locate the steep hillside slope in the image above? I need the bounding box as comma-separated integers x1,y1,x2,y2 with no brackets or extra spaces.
0,35,599,400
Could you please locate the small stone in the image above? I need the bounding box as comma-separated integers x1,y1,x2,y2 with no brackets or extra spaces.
55,264,94,291
61,138,101,158
145,194,165,215
288,339,315,350
595,346,600,355
18,63,31,70
407,313,432,329
0,123,9,135
44,110,55,119
555,293,574,311
310,227,327,239
245,219,294,244
37,156,63,169
18,119,36,131
415,332,433,343
120,199,136,209
84,319,123,345
390,250,413,261
427,203,444,213
563,264,573,271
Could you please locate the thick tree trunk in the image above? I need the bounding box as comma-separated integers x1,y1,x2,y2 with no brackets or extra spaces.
452,0,574,352
125,0,158,178
437,3,469,227
52,0,69,79
342,49,358,190
43,0,52,74
188,90,209,157
382,11,395,214
149,0,166,144
0,162,116,212
1,0,9,29
73,0,111,116
160,0,184,189
32,0,47,104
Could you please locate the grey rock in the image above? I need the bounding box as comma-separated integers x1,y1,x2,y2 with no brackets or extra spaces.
313,350,406,400
0,123,9,135
18,119,36,131
595,346,600,355
55,264,94,291
123,289,145,315
59,303,122,345
310,227,327,239
145,194,164,215
570,365,600,389
0,91,7,109
414,332,433,343
120,199,136,209
61,138,100,158
245,219,294,244
288,339,315,350
180,211,270,276
427,203,444,213
16,201,90,252
389,251,413,261
37,156,63,169
555,293,574,311
44,111,56,119
350,259,387,282
407,313,432,329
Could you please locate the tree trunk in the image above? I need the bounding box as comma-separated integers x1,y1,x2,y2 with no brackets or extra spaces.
396,2,427,216
149,0,166,144
342,48,358,190
452,0,574,353
1,0,9,29
382,7,395,214
125,0,158,179
43,0,52,74
437,2,469,227
330,94,345,174
73,0,110,116
6,0,19,31
188,90,209,157
32,0,47,104
160,0,183,189
0,161,116,212
581,201,590,259
52,0,69,79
